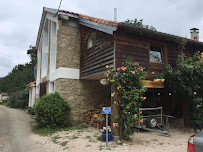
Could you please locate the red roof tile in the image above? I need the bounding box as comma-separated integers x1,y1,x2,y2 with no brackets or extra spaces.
27,81,36,86
59,10,120,27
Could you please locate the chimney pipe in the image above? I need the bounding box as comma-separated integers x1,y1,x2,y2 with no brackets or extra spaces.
190,28,199,41
114,7,117,21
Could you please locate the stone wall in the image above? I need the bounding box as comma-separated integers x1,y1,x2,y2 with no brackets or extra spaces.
55,78,111,123
56,19,80,69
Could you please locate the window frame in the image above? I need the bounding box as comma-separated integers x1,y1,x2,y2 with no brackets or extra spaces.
149,42,167,65
87,32,97,49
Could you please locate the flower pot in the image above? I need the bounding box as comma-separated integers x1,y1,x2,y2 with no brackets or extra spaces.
102,132,112,141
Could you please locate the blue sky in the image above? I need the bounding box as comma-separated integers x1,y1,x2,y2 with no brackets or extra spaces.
0,0,203,77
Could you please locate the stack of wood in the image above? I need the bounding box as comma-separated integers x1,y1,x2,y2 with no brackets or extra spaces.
85,101,111,129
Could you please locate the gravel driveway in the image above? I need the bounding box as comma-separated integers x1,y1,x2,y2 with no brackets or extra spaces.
0,105,195,152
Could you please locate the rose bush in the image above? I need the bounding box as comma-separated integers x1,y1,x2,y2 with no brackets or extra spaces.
105,59,146,140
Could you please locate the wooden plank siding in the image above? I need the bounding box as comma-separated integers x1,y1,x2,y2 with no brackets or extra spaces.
115,30,201,74
80,26,114,78
115,31,166,73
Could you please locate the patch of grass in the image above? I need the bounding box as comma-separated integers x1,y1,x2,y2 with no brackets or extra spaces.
74,125,88,130
97,135,105,142
94,133,99,137
85,135,91,139
52,136,61,144
99,144,105,150
86,144,91,147
60,141,68,146
1,101,9,107
69,135,79,140
32,125,88,136
32,127,67,136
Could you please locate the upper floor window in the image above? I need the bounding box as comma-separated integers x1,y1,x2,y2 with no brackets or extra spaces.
150,45,163,63
87,32,97,49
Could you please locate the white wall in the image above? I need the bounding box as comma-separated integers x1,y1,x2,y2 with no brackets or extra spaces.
49,67,80,81
41,19,49,78
50,21,57,73
31,87,36,107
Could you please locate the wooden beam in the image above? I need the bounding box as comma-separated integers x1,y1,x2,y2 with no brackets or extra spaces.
141,80,164,88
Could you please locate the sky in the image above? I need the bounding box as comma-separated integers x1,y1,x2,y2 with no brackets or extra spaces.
0,0,203,77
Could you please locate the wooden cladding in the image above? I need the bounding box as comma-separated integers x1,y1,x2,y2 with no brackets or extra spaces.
115,31,198,73
80,26,114,78
115,31,167,73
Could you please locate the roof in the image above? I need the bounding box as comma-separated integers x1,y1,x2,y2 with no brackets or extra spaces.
1,93,9,96
119,23,203,47
27,81,36,87
59,10,120,27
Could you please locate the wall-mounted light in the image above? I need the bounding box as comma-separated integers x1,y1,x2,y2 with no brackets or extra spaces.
169,93,172,96
158,93,160,96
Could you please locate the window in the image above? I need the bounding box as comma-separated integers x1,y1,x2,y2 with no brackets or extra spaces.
150,45,163,63
87,32,97,49
49,81,55,93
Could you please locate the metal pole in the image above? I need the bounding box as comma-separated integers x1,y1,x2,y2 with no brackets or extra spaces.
106,114,108,148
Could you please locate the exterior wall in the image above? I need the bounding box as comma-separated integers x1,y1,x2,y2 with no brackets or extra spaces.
115,31,167,73
2,96,9,101
55,79,111,123
28,86,36,107
80,26,114,78
56,19,80,69
115,31,202,73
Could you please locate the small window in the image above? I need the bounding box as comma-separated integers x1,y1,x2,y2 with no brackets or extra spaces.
150,45,163,63
49,81,55,93
87,32,97,49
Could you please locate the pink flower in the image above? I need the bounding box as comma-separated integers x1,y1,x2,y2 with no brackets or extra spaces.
140,111,142,114
131,71,135,74
106,65,109,68
123,73,126,75
124,67,127,70
117,68,120,71
108,70,110,74
143,97,147,100
140,119,143,123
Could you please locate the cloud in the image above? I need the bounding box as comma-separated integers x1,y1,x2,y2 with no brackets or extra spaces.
0,0,203,78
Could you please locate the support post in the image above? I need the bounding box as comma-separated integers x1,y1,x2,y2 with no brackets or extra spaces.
111,84,119,141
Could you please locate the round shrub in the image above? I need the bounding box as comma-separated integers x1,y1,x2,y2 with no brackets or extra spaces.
35,92,71,128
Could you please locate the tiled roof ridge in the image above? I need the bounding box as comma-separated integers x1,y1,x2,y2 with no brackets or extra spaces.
59,9,120,27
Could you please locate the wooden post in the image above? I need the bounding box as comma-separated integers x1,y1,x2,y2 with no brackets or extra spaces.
111,84,120,141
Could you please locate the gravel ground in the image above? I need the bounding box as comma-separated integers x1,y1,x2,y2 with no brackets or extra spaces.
0,105,195,152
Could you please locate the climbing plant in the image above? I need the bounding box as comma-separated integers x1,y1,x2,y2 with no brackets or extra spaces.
105,59,146,140
164,51,203,130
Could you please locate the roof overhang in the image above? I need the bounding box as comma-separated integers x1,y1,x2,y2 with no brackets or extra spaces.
79,19,117,35
118,23,203,47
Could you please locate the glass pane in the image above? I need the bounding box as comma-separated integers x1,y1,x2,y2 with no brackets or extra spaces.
150,45,163,63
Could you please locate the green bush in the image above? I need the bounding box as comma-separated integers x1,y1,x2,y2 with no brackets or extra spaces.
8,88,29,109
34,92,71,128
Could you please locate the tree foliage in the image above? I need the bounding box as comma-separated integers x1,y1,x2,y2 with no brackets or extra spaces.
0,46,36,108
124,18,156,31
105,59,147,140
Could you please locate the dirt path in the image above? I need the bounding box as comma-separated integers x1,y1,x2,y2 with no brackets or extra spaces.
0,105,36,152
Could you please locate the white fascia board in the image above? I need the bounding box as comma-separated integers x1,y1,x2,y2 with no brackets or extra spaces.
49,67,80,81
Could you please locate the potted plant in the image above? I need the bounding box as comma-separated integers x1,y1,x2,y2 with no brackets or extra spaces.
102,126,112,141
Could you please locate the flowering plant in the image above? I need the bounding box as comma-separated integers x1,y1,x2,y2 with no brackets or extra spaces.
105,59,146,140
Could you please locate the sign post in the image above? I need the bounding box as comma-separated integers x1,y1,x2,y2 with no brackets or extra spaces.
102,107,111,149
